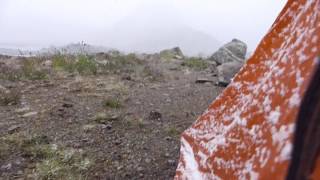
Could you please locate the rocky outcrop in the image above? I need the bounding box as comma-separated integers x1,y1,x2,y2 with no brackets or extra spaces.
217,61,243,86
210,39,247,65
211,39,247,85
159,47,184,60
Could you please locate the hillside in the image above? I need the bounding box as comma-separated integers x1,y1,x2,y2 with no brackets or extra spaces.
103,1,220,56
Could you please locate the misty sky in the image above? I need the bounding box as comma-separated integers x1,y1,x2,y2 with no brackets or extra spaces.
0,0,287,53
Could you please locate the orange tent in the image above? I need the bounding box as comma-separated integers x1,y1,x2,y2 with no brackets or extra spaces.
175,0,320,179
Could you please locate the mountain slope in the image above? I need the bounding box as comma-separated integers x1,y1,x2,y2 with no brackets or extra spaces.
104,1,220,56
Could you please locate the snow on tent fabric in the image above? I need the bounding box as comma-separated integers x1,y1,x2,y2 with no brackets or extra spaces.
175,0,320,179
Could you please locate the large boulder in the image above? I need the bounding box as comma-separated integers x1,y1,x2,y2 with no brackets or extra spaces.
217,61,243,86
159,47,184,60
210,39,247,65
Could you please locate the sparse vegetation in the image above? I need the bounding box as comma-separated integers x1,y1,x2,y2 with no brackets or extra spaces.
0,89,20,106
0,58,48,81
159,47,183,60
53,54,97,75
121,117,148,132
182,57,209,70
165,126,180,137
0,66,22,81
75,55,97,75
159,51,173,60
142,65,164,82
127,118,145,129
94,112,108,122
136,118,145,128
103,98,122,109
98,53,144,75
0,49,224,179
52,54,70,70
93,112,119,124
0,133,91,179
21,59,48,80
35,147,91,179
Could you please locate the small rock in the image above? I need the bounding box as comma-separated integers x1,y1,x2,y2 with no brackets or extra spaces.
105,124,112,130
1,163,12,170
97,82,105,87
43,60,52,67
114,139,122,145
137,166,144,172
148,111,162,121
121,75,132,81
174,55,183,60
8,125,20,134
15,159,22,165
216,81,229,87
22,111,38,118
108,114,120,121
83,124,96,132
62,103,73,108
15,107,30,113
94,113,119,124
195,78,214,84
169,67,179,71
145,158,152,164
73,142,82,148
0,84,7,92
168,159,175,166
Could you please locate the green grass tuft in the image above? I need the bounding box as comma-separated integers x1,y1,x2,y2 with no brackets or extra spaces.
21,59,48,80
182,57,209,71
53,54,97,75
103,98,122,109
165,126,180,137
1,133,92,179
75,55,97,75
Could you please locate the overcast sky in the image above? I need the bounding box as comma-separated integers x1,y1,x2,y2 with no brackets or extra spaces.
0,0,287,53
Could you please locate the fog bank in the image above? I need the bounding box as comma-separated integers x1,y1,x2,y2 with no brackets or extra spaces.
0,0,286,55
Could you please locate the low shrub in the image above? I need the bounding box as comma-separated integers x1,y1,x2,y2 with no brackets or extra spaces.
0,89,20,106
21,59,48,80
53,54,97,75
182,57,209,70
103,98,122,109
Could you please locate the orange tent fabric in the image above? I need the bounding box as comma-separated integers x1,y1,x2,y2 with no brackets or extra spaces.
175,0,320,179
